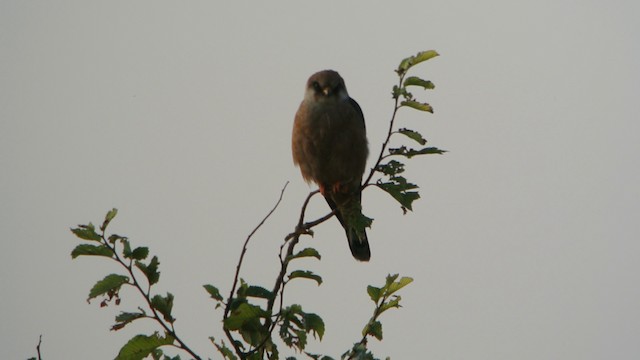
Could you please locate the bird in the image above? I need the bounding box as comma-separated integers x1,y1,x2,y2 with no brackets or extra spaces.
292,70,371,261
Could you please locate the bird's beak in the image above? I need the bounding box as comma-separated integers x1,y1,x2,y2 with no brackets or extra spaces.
322,87,331,96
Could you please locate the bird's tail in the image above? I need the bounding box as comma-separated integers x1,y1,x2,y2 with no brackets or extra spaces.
346,227,371,261
325,192,371,262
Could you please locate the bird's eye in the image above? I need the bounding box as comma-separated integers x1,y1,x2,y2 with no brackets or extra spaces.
312,81,321,92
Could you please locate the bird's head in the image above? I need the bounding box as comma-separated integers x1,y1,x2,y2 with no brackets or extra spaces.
304,70,350,103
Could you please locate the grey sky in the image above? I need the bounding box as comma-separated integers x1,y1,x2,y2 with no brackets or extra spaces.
2,1,639,359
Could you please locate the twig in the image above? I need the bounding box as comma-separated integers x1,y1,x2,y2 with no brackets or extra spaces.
244,188,335,358
100,232,203,359
362,74,406,187
223,182,289,358
36,335,42,360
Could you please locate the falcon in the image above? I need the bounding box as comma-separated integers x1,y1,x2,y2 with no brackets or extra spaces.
292,70,370,261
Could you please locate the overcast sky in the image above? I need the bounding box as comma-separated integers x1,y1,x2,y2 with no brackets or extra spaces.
2,1,639,359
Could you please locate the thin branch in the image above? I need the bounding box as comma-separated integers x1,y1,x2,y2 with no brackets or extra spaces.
222,182,289,358
99,231,203,360
363,74,406,187
301,208,337,230
297,189,320,226
36,335,42,360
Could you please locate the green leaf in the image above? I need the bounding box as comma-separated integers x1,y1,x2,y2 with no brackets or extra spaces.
397,128,427,145
397,50,439,75
101,208,118,231
130,247,149,260
342,343,374,360
362,320,383,341
88,274,129,302
386,276,413,296
212,338,238,360
384,274,400,287
403,76,435,90
122,239,132,258
288,247,321,261
123,242,149,260
379,296,402,314
400,100,433,113
71,223,102,241
151,293,175,323
303,312,325,341
224,302,270,347
367,286,381,303
388,145,446,158
279,304,322,351
245,285,274,300
71,244,113,259
288,270,322,286
136,256,160,285
223,303,269,331
304,353,335,360
115,332,175,360
375,160,405,176
203,284,224,302
112,311,146,331
108,233,127,244
376,179,420,213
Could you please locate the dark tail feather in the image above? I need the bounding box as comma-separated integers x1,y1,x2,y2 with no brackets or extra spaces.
325,196,371,262
347,228,371,261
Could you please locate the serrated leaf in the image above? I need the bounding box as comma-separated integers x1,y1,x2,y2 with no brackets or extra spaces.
101,208,118,231
303,312,325,340
288,270,322,286
71,244,113,259
203,284,224,302
400,100,433,113
384,274,400,287
288,247,321,261
392,85,414,101
112,311,146,331
397,128,427,145
151,293,175,323
403,76,435,90
379,296,402,314
245,285,274,300
389,145,446,158
122,239,132,258
386,276,413,296
88,274,129,302
397,50,439,74
375,160,405,176
129,247,149,260
71,223,102,241
362,320,383,341
405,147,446,158
376,181,420,212
115,332,175,360
135,256,160,285
223,303,269,331
305,353,335,360
279,305,322,351
213,338,238,360
108,233,127,244
367,286,382,303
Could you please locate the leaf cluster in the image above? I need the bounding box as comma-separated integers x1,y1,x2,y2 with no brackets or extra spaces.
70,209,199,360
370,50,445,214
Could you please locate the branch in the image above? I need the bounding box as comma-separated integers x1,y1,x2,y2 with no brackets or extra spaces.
223,182,289,357
36,335,42,360
99,230,203,360
363,73,406,187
